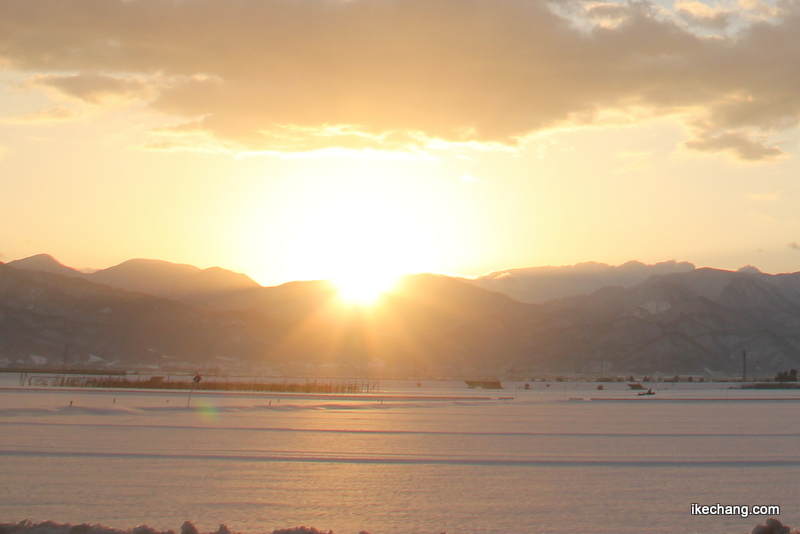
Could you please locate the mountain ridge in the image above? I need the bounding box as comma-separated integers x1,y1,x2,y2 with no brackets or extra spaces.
8,253,86,278
4,254,800,377
9,254,260,299
468,260,697,303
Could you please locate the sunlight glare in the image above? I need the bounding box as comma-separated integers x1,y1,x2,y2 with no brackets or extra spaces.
290,191,430,305
333,271,399,305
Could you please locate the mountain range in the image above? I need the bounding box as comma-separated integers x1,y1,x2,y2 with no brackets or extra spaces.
2,254,800,378
469,260,697,303
7,254,259,298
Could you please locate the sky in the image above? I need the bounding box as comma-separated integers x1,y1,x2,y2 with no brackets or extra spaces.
2,0,800,286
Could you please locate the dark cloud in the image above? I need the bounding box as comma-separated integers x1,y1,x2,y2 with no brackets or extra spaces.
1,0,799,158
28,73,151,104
684,131,783,160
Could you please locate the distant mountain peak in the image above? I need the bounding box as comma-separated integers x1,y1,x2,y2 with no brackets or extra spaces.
8,254,260,299
738,264,762,274
90,258,259,297
12,253,62,266
470,260,696,303
111,258,202,272
8,253,85,278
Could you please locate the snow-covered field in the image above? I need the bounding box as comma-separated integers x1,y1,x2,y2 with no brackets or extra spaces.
1,378,799,534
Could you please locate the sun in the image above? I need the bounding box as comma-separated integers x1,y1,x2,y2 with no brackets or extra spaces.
333,271,399,306
285,191,432,306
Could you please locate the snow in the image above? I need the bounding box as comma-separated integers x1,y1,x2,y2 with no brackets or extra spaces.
1,380,799,534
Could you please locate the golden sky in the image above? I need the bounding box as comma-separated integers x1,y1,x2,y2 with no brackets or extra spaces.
2,0,800,286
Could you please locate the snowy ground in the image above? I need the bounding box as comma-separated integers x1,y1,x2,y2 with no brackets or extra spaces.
1,378,799,534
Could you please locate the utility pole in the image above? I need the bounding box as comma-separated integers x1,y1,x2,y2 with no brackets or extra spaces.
742,350,747,382
61,344,70,386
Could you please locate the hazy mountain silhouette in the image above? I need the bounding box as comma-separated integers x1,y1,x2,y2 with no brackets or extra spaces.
516,268,800,376
469,260,696,303
4,255,800,377
7,253,86,278
0,262,214,366
172,273,530,375
10,255,260,299
0,262,529,375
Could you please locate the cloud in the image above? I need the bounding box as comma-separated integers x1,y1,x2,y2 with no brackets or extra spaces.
0,106,78,124
0,0,799,158
0,144,8,160
789,242,800,250
27,73,152,105
675,0,732,29
684,131,783,161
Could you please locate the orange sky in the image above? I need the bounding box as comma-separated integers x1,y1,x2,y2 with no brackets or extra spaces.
2,0,800,285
